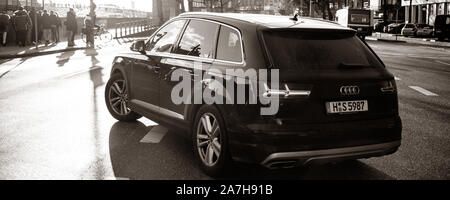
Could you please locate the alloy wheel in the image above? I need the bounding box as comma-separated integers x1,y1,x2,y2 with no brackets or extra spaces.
108,79,131,116
196,113,222,167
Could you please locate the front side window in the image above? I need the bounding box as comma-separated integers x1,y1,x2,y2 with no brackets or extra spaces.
174,20,219,59
146,19,186,53
216,25,243,63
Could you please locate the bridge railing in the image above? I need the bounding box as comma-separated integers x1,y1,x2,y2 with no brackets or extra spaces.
114,19,158,39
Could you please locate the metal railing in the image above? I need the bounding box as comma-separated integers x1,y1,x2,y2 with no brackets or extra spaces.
114,19,157,39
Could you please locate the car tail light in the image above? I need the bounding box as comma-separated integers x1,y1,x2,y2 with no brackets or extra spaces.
381,80,396,93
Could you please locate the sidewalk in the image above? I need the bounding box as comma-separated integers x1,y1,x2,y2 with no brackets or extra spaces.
0,29,154,60
367,32,450,48
0,40,87,60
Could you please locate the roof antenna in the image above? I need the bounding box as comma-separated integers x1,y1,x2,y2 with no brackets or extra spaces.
290,8,300,22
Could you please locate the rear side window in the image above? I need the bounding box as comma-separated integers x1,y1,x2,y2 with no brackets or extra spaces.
216,26,243,63
174,20,219,59
146,19,186,53
263,30,384,70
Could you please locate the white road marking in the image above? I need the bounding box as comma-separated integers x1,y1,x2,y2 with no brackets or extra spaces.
409,86,439,96
140,126,168,144
435,60,450,66
395,77,401,81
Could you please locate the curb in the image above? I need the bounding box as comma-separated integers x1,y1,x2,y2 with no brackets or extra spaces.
0,47,87,60
366,37,406,43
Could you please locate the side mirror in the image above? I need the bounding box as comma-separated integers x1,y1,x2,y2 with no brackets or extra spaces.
131,40,146,55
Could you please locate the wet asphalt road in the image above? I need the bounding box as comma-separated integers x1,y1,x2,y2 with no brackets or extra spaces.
0,41,449,180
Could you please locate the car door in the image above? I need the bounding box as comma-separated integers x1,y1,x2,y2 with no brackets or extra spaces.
159,19,219,127
129,19,186,118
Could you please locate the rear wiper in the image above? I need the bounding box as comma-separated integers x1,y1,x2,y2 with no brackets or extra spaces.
338,62,370,69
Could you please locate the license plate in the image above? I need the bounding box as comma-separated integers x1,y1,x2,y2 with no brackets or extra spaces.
326,100,368,114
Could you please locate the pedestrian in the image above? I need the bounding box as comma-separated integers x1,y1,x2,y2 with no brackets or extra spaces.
26,10,33,46
0,11,10,46
37,10,43,44
41,10,52,46
13,7,32,47
55,13,62,43
49,11,59,44
83,14,94,48
66,8,78,47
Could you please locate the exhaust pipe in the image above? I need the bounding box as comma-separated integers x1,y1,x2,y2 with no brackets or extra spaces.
266,160,298,169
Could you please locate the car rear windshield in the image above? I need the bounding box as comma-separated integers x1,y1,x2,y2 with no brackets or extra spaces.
263,30,384,70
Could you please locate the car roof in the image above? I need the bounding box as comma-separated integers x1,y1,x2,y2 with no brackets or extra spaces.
179,12,351,30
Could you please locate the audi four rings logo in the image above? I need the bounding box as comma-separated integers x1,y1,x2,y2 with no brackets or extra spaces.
340,86,360,95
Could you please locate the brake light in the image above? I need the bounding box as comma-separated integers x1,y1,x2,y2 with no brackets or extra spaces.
381,80,396,93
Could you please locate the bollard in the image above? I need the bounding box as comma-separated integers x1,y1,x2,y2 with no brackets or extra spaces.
115,25,118,39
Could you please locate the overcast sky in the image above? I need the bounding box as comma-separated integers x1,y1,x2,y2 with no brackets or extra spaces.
49,0,153,11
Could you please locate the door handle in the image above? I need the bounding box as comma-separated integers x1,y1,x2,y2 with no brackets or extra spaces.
153,66,160,74
164,67,177,81
147,65,160,73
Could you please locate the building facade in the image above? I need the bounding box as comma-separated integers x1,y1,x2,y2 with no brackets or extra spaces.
152,0,184,25
1,0,39,11
370,0,405,23
402,0,450,25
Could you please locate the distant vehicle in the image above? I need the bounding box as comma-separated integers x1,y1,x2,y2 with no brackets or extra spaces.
105,12,402,177
434,15,450,41
374,21,384,32
336,8,373,40
401,23,417,37
387,23,405,34
416,24,434,37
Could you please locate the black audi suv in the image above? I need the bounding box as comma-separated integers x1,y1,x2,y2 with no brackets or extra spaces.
105,12,402,176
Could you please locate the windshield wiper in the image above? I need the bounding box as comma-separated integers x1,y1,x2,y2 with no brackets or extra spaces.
338,62,370,69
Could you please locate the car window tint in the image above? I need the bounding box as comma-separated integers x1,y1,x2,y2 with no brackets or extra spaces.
174,20,219,59
263,31,384,70
146,20,186,53
216,26,242,63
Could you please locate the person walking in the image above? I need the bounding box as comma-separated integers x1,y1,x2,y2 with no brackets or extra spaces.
55,13,62,43
66,8,78,47
36,10,43,44
83,15,94,48
13,7,32,47
49,11,59,44
41,10,52,46
0,11,10,46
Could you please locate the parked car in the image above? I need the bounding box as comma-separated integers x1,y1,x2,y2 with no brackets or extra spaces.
387,23,405,34
434,15,450,41
105,12,402,176
401,23,417,36
416,24,434,37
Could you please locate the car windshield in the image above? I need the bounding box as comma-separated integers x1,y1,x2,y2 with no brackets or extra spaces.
263,30,384,70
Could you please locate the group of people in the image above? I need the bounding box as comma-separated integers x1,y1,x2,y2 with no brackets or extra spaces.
0,7,94,48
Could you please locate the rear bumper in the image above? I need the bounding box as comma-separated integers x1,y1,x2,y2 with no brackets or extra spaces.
226,115,402,166
261,141,400,169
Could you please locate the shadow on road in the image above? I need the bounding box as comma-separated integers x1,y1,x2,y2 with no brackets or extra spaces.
108,121,395,180
56,51,76,67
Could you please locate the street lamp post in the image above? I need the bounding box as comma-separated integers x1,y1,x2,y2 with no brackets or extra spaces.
409,0,413,23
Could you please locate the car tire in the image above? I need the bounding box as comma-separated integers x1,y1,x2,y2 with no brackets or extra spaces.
192,105,231,177
105,73,141,122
